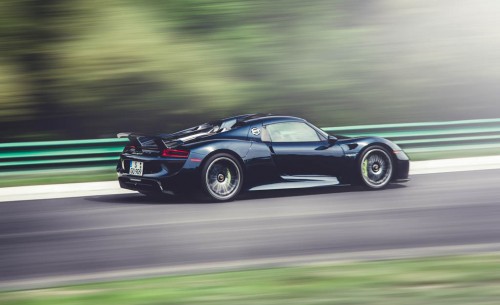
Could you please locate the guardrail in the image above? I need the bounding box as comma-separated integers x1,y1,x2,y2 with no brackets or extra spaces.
322,117,500,154
0,138,128,176
1,118,499,176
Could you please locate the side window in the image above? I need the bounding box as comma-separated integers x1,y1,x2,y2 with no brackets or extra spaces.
266,122,321,142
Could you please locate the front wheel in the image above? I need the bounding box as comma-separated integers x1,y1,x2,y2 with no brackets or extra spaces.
201,153,244,202
358,146,393,189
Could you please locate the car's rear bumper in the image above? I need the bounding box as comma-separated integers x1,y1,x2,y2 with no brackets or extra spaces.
118,176,165,193
116,151,205,194
117,168,199,194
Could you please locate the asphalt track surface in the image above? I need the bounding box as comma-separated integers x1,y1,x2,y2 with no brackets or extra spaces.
1,169,500,288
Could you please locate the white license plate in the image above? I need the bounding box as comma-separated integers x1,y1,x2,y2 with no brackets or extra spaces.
129,161,144,176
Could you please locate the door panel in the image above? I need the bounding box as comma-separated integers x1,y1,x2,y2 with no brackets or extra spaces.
271,142,343,175
264,122,344,176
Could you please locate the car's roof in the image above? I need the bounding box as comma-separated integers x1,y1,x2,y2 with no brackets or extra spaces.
217,113,306,126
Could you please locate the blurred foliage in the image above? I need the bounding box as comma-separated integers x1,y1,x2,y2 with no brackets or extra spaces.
1,0,499,140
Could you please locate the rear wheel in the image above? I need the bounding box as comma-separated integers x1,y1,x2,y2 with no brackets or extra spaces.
201,153,243,202
358,146,393,189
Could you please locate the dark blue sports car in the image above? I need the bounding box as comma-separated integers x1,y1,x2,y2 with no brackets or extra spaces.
117,114,409,201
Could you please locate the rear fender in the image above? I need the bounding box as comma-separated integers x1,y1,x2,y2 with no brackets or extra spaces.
185,139,253,160
188,140,252,189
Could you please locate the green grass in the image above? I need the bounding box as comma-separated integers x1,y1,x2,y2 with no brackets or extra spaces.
0,170,116,188
2,254,500,305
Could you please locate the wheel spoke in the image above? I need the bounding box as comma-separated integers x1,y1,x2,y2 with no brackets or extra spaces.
205,157,241,200
360,148,393,188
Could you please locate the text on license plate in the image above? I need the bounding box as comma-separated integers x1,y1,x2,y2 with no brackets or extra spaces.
129,161,144,176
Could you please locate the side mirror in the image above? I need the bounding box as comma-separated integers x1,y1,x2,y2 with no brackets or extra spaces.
327,135,337,144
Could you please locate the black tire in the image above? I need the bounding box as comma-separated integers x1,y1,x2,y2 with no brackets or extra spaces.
358,145,393,189
201,153,244,202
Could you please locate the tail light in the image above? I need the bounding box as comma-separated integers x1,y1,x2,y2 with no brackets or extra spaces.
161,148,189,158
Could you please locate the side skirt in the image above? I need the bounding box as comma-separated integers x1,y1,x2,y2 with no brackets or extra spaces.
248,175,345,191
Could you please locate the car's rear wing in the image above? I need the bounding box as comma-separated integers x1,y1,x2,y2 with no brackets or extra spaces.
117,132,184,149
116,132,132,139
117,122,216,148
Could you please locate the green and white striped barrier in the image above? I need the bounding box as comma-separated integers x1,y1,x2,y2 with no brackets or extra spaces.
323,118,500,154
1,118,499,175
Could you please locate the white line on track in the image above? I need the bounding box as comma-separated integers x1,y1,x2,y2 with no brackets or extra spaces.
1,155,500,203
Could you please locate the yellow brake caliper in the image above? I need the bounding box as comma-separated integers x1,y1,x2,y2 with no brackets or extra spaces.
362,158,368,177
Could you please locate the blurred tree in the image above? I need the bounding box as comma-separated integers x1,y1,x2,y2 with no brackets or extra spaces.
0,1,73,138
0,0,499,141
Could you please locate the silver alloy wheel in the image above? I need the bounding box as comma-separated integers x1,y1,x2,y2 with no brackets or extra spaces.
360,148,393,189
205,156,241,200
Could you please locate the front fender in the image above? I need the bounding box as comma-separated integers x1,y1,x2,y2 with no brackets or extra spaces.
336,136,406,183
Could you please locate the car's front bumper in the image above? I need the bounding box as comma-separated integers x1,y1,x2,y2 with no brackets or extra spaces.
393,156,410,182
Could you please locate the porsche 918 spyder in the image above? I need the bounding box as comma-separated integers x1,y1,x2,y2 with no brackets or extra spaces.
117,114,409,201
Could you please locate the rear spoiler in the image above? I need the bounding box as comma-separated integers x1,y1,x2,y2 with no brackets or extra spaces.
116,132,183,148
117,132,132,138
